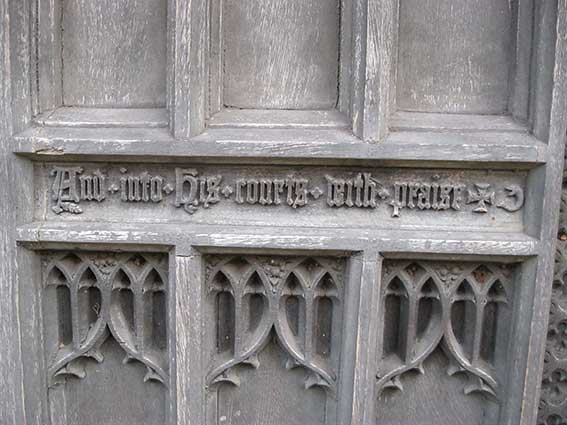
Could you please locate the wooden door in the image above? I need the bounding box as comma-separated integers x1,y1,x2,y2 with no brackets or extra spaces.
1,1,567,425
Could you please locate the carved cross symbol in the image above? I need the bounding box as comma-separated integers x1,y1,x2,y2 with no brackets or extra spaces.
467,183,495,213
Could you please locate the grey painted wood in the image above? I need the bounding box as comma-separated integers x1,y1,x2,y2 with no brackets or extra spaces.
174,253,205,425
13,126,547,166
221,0,339,110
16,222,540,258
34,0,63,113
1,0,33,424
351,0,394,142
348,252,380,425
396,0,513,114
508,0,534,122
61,0,167,107
390,112,529,134
530,0,558,143
208,110,349,130
34,108,169,128
171,0,208,138
514,3,567,423
4,1,567,425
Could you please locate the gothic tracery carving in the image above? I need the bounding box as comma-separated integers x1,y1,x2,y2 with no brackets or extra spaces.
378,260,514,400
42,251,168,387
204,255,346,394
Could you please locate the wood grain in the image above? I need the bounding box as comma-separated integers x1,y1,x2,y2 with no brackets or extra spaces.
62,0,167,107
222,0,340,109
175,254,205,425
397,0,513,114
1,0,33,423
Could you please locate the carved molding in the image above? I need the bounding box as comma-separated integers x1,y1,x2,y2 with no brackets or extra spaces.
204,255,346,394
42,251,168,387
378,260,514,400
538,169,567,424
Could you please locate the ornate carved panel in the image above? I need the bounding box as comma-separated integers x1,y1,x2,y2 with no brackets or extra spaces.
376,260,516,423
203,255,347,425
41,251,169,424
36,163,527,232
538,171,567,424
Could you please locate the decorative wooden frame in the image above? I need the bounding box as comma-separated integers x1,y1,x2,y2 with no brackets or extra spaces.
2,1,567,425
31,0,170,129
173,0,392,141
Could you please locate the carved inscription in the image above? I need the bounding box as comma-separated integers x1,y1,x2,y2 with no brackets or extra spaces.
379,260,515,401
48,166,526,219
42,251,168,387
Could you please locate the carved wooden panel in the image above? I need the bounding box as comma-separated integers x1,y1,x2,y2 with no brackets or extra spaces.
538,170,567,424
42,251,168,425
203,255,347,425
376,260,516,424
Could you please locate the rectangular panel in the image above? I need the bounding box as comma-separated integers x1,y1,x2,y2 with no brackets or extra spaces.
61,0,167,107
36,163,527,233
396,0,513,114
203,255,347,425
375,260,517,424
222,0,340,109
41,251,169,424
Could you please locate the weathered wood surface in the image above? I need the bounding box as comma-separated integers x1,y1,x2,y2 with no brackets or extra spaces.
221,0,339,110
174,254,204,425
518,3,567,423
1,0,32,424
3,1,567,425
397,0,512,114
0,0,24,423
16,222,540,258
34,108,168,128
61,0,167,107
13,126,547,166
208,109,349,129
351,0,394,141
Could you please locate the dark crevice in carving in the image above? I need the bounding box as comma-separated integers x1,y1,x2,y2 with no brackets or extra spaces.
78,285,101,342
244,272,265,333
451,281,476,360
283,273,306,347
217,292,235,354
417,279,441,342
480,302,499,364
149,290,167,351
315,297,333,357
214,271,235,355
56,285,73,347
383,277,409,360
286,296,302,337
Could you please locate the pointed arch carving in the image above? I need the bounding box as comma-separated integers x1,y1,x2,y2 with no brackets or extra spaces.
41,251,169,387
378,260,515,401
204,255,346,394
